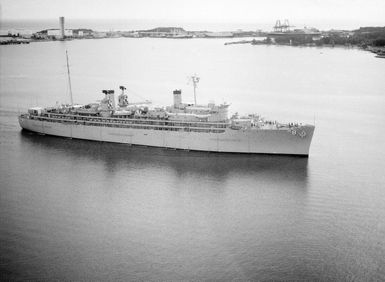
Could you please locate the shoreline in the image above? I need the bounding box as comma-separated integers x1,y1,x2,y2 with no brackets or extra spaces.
2,29,385,58
2,36,383,57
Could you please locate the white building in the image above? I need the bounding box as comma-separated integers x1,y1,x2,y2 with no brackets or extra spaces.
47,29,73,37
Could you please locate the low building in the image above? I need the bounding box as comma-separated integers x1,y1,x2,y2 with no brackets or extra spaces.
35,29,73,39
72,29,93,38
204,32,234,38
92,31,108,38
121,31,140,38
47,29,73,37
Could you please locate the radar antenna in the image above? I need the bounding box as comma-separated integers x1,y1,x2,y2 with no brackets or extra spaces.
190,74,200,105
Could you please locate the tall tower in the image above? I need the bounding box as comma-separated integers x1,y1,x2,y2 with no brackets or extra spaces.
59,17,65,39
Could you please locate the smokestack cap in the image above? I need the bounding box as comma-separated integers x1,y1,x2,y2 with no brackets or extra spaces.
173,89,181,94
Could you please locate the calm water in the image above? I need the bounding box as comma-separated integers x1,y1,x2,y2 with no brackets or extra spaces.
1,38,385,281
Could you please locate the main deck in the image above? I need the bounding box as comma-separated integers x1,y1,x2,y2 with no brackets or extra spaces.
22,110,295,134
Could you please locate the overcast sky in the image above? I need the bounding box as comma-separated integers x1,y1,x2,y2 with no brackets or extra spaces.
1,0,384,28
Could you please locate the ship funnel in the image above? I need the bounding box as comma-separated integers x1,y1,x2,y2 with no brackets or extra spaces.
118,86,128,107
173,89,182,107
107,90,116,110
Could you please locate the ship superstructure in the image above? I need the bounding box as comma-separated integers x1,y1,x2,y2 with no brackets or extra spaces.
18,81,315,156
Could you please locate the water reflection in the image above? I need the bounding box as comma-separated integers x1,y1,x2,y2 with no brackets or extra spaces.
20,130,309,188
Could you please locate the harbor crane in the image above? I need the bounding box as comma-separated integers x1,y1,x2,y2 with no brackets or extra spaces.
273,19,295,33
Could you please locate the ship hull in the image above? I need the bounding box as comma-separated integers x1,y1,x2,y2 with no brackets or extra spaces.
19,116,315,156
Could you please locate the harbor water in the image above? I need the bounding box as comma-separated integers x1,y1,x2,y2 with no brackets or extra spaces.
1,38,385,280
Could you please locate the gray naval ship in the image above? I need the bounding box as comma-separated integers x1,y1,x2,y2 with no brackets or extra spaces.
19,77,315,156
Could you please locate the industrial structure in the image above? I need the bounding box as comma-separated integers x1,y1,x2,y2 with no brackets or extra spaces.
266,19,321,45
273,19,294,33
59,17,65,39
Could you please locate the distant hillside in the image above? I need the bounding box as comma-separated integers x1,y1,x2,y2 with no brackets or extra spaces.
354,26,385,33
318,26,385,47
139,27,185,33
352,26,385,46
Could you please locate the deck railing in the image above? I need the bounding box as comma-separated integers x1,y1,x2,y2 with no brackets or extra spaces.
26,113,228,133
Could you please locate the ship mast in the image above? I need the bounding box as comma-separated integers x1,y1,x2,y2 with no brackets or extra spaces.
66,50,73,105
190,74,200,105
